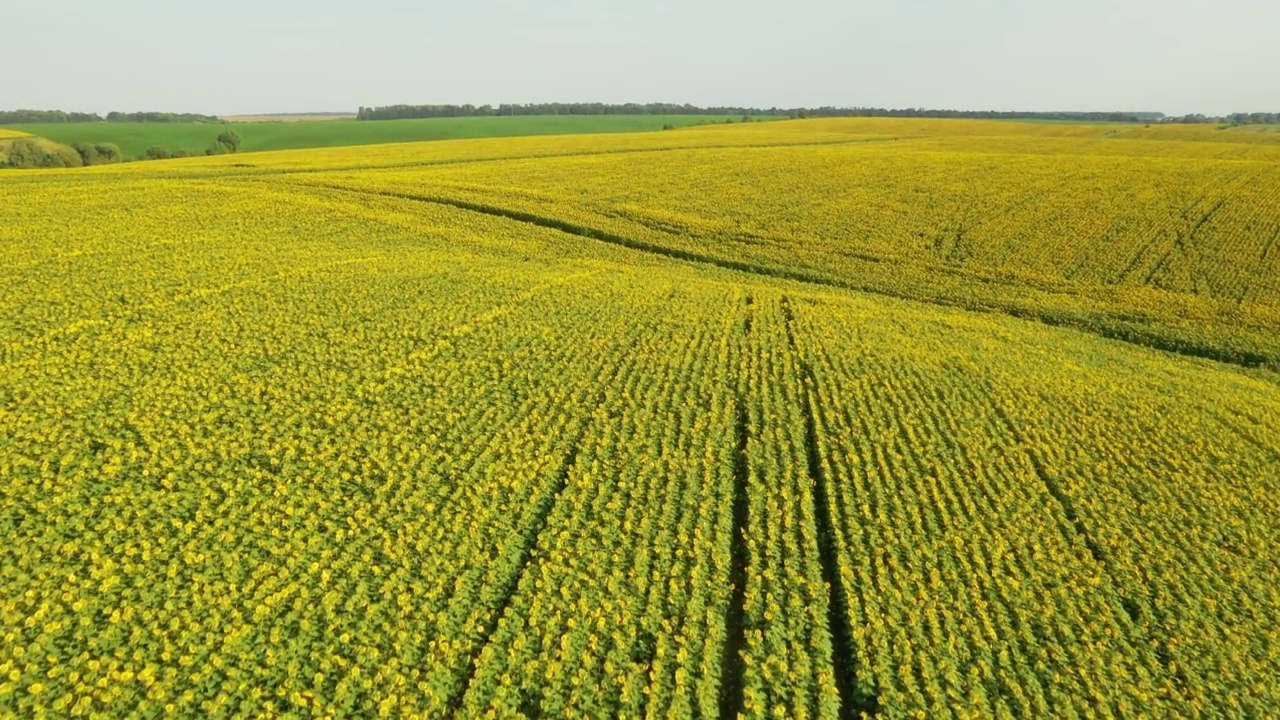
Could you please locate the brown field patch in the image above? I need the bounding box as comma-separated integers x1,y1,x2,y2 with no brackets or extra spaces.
220,114,356,123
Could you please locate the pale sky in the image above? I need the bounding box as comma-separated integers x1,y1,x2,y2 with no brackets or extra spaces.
4,0,1277,116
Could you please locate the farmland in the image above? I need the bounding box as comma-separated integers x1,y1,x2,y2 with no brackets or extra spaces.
1,118,1278,718
6,115,762,161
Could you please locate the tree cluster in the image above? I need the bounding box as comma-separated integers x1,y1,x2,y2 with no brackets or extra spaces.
1159,112,1280,125
71,142,123,166
1226,112,1280,125
3,132,238,169
0,110,103,124
105,111,223,124
142,131,241,161
0,109,223,124
2,139,83,168
1,139,123,168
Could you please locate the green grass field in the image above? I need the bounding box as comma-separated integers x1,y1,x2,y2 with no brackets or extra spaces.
10,115,768,160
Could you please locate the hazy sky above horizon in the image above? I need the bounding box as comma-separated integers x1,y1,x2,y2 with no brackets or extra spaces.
4,0,1277,116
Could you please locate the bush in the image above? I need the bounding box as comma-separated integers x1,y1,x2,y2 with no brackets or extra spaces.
71,142,100,166
141,146,198,162
94,143,122,163
214,130,242,154
67,141,123,166
6,139,83,168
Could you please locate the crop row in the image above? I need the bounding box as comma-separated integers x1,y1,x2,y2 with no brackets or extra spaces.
0,178,735,716
286,134,1280,367
786,290,1280,717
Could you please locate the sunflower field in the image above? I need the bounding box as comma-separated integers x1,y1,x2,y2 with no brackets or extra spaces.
2,118,1278,718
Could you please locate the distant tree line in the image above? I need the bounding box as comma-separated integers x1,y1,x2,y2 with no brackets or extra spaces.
784,107,1166,122
355,103,1176,123
356,103,776,120
7,106,1275,126
0,110,104,123
105,111,223,123
1159,112,1280,125
0,109,223,124
1226,112,1280,125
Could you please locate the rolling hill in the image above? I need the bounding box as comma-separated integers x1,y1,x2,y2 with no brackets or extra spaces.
7,114,767,160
